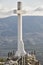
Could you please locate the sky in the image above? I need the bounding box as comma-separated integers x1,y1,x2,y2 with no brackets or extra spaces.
0,0,43,9
0,0,43,17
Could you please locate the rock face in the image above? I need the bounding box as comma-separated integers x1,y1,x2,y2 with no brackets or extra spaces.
4,53,41,65
22,54,41,65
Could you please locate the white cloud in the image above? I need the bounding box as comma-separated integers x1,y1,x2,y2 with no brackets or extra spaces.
34,5,43,11
25,5,43,16
0,6,14,18
0,4,43,18
31,6,43,16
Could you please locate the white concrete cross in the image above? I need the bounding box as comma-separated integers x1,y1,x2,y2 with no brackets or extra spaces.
14,2,26,57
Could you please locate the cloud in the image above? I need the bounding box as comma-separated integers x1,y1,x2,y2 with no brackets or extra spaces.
24,5,43,16
0,4,15,18
22,6,43,16
0,9,14,18
30,6,43,16
35,7,43,11
0,5,43,17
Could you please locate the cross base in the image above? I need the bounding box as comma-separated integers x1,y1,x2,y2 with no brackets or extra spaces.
15,41,26,57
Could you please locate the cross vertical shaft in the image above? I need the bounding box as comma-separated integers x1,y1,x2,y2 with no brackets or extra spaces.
18,2,22,42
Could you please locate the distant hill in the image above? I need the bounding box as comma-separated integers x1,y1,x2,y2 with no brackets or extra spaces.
0,16,18,37
0,16,43,43
0,16,43,45
0,16,43,35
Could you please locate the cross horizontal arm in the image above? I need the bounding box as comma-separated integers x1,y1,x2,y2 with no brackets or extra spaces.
13,10,27,14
